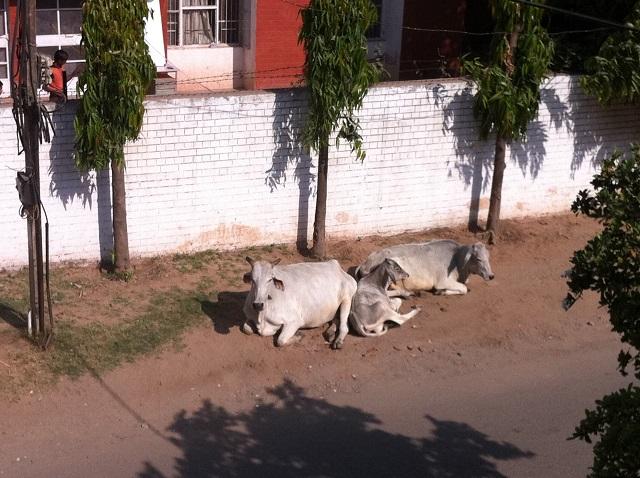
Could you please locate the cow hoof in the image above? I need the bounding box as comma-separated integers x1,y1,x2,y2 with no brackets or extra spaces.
241,322,255,335
331,340,344,350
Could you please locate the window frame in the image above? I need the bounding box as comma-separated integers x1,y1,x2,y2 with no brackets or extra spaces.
35,0,84,96
169,0,240,48
366,0,383,41
0,0,8,92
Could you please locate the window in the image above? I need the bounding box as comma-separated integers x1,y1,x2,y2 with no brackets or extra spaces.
168,0,240,46
35,0,85,84
367,0,383,40
0,0,8,90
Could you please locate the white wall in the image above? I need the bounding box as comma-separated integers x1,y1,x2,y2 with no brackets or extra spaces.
168,46,245,92
1,76,638,268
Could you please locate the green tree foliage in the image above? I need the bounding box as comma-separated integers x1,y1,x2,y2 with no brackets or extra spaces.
565,148,640,477
74,0,155,273
462,0,554,237
464,1,554,141
580,1,640,104
75,0,155,169
547,0,636,73
298,0,381,257
299,0,380,160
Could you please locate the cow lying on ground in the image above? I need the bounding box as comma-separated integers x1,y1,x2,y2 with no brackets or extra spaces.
242,257,357,349
350,258,422,337
355,240,494,295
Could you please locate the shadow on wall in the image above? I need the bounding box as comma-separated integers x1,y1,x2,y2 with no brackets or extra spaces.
265,89,315,254
46,102,113,264
441,81,561,230
137,379,534,478
47,103,94,209
539,77,628,178
441,84,495,232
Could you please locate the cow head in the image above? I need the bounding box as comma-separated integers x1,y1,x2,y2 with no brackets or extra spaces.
381,258,409,283
244,256,284,312
464,243,495,281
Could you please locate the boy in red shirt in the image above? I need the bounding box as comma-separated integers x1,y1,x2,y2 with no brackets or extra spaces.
44,50,69,102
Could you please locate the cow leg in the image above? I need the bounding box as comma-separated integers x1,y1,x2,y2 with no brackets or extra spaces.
389,297,403,312
387,288,413,299
384,306,422,326
435,280,467,295
276,324,302,347
241,320,256,335
323,321,337,343
332,297,352,350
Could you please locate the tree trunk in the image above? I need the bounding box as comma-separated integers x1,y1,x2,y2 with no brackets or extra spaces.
486,134,507,238
311,141,329,259
111,160,130,273
486,25,522,242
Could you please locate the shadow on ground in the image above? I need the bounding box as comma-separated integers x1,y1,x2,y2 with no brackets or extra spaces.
200,291,247,335
138,380,534,478
0,302,27,330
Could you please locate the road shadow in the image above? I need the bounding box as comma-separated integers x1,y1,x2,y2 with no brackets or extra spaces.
199,291,247,335
0,302,27,330
265,88,315,254
137,379,534,478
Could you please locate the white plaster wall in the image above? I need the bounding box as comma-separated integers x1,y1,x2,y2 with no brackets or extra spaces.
1,76,638,268
168,46,245,92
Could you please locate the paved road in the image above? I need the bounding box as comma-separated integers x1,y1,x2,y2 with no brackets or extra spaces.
1,336,629,478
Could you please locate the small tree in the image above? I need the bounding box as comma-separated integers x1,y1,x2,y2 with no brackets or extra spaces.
299,0,381,258
463,0,554,241
581,1,640,104
75,0,155,274
565,147,640,477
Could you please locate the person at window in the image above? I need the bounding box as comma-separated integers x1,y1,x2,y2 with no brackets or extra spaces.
44,50,69,103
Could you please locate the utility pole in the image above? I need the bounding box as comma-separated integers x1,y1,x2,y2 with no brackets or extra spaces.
16,0,47,343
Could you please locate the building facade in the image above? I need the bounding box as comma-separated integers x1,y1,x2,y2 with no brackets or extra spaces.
1,0,475,98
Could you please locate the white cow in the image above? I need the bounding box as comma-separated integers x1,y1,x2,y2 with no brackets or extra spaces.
242,257,357,349
355,240,495,295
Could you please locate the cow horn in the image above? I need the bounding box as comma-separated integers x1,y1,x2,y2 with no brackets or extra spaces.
246,256,255,266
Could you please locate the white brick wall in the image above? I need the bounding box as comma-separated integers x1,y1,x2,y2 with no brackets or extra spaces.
1,76,639,267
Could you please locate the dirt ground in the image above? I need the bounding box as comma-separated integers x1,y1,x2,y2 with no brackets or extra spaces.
0,213,605,395
0,213,621,477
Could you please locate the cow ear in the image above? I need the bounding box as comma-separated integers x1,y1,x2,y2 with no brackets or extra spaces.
463,247,473,268
271,258,281,266
243,272,252,283
273,277,285,291
246,256,255,266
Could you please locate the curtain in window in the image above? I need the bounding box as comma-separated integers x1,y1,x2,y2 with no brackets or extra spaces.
183,0,215,45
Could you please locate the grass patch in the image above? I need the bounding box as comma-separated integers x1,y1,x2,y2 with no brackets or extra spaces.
48,289,206,378
172,249,220,273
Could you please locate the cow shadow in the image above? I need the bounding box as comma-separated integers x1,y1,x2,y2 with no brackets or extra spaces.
199,291,247,335
137,379,534,478
265,88,315,254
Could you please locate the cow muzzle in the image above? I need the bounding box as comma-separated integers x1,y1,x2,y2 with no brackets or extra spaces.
253,302,264,312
